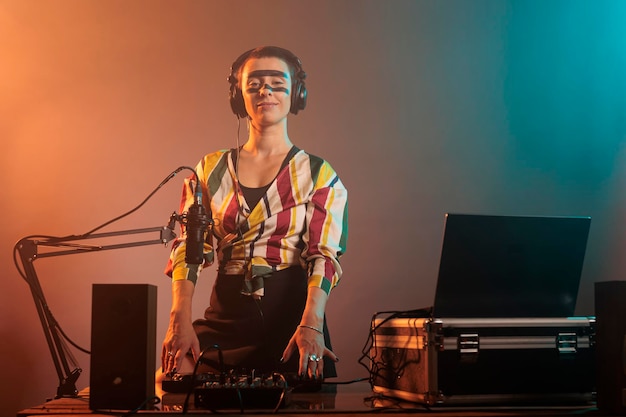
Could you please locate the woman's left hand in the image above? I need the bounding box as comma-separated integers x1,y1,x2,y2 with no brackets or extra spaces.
282,325,338,380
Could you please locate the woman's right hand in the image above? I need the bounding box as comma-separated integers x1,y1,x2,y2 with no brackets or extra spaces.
161,279,198,374
161,316,200,375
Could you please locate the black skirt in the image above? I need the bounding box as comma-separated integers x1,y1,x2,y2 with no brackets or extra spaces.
192,266,336,377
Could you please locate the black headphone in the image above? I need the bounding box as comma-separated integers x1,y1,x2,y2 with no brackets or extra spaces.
227,46,307,118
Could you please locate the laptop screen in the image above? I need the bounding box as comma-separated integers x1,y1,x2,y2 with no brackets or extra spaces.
432,214,591,318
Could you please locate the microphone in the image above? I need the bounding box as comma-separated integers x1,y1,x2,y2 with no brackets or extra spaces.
185,177,211,265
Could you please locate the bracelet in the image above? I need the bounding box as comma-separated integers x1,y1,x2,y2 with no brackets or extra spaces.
299,324,323,335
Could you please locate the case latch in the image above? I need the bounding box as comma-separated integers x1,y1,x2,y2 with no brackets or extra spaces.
557,332,578,354
458,333,479,354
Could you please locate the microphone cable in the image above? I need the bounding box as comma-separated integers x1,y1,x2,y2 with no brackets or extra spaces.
82,165,198,236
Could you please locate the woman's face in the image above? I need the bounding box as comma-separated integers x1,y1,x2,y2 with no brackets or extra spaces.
240,56,292,125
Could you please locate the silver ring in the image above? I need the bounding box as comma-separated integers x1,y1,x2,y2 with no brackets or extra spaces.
167,351,175,357
308,354,321,362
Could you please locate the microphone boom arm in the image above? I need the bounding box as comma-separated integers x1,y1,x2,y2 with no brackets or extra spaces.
16,221,178,398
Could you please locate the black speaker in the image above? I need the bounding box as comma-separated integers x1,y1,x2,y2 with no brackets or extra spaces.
595,281,626,415
89,284,157,410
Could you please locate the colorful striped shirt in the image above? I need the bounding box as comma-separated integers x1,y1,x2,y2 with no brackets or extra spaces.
165,147,348,296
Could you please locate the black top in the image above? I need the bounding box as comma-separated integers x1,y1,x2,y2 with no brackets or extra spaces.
232,146,300,210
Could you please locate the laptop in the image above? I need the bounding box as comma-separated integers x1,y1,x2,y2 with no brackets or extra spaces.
432,214,591,318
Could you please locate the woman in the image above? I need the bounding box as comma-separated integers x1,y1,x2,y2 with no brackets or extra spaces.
158,46,348,387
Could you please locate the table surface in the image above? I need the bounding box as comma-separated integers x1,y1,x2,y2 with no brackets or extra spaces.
17,380,611,417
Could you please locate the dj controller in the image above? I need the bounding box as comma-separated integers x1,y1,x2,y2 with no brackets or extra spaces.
163,371,322,410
